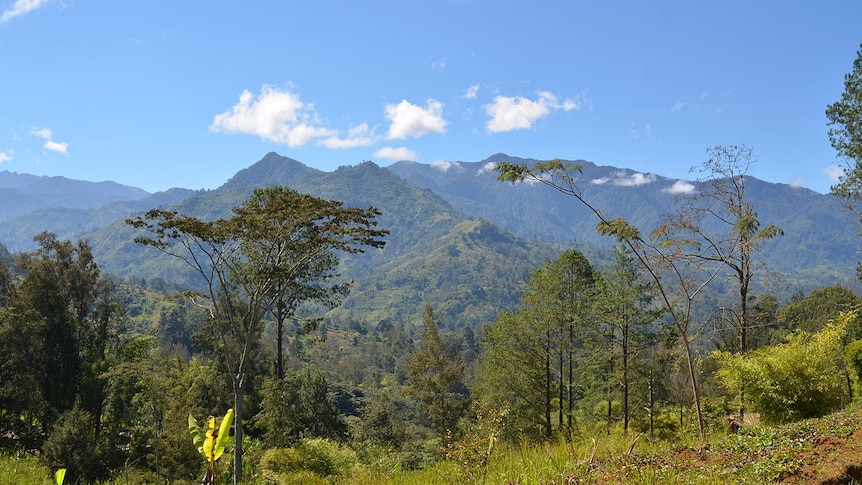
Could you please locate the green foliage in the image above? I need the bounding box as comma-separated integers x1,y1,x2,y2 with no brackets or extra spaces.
189,408,233,484
441,402,509,483
259,438,358,479
827,44,862,185
41,407,107,484
406,305,469,434
713,311,856,423
257,371,347,448
845,339,862,398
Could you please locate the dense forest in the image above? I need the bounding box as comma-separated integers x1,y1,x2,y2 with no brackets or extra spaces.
2,45,862,485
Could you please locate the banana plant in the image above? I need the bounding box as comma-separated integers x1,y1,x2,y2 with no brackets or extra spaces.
189,408,234,485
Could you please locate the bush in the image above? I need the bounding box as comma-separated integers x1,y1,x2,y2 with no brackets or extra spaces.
845,339,862,399
41,408,107,484
260,438,357,478
713,311,856,424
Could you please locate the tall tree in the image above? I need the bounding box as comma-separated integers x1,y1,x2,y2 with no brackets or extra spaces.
523,250,595,435
477,250,595,438
496,159,725,440
15,232,107,433
665,145,782,356
593,245,661,434
406,304,469,434
127,188,386,484
827,44,862,276
233,187,362,380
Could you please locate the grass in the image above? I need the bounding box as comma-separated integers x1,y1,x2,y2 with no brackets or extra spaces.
6,404,862,484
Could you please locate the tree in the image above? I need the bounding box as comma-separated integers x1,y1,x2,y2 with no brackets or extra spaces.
593,245,662,434
524,250,595,435
14,232,111,434
477,250,595,439
477,309,553,438
496,159,723,440
406,304,469,434
667,145,782,356
127,188,386,484
233,187,366,380
828,44,862,276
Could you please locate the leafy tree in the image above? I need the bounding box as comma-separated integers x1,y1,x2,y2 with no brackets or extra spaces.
406,304,469,434
14,232,113,434
593,245,662,434
713,310,856,424
477,250,595,439
233,187,372,380
496,159,719,440
776,285,859,336
127,188,386,483
525,250,595,435
828,44,862,274
666,145,782,355
477,309,552,438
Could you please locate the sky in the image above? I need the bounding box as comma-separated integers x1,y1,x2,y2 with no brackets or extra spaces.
1,1,860,194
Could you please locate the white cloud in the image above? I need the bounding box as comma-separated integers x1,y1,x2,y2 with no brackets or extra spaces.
671,101,687,112
385,99,447,140
0,149,12,163
30,127,52,139
1,0,51,23
463,84,480,99
210,85,336,147
432,57,447,73
665,180,696,194
431,160,463,173
590,171,656,187
476,161,497,175
320,123,378,149
824,165,844,182
374,146,416,161
44,140,67,154
789,177,805,189
484,91,581,133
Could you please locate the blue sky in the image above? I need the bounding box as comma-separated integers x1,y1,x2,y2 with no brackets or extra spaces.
1,0,860,194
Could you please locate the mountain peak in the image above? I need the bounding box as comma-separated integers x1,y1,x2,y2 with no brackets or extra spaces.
220,152,320,190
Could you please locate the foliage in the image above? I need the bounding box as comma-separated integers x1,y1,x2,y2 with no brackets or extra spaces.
41,407,106,484
845,339,862,399
441,402,509,483
189,408,234,485
713,311,856,423
406,304,469,434
259,438,358,479
257,371,347,448
127,187,386,483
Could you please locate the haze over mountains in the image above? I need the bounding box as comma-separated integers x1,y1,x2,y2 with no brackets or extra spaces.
0,153,857,328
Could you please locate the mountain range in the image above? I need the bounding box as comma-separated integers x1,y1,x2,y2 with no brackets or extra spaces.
0,153,857,329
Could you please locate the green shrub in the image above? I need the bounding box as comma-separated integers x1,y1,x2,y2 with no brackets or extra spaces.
41,408,107,484
714,311,856,424
260,438,357,478
845,339,862,399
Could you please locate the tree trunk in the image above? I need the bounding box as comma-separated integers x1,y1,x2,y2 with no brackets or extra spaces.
681,330,706,441
233,376,245,485
545,331,552,438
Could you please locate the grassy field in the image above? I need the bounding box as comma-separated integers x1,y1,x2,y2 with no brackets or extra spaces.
6,404,862,484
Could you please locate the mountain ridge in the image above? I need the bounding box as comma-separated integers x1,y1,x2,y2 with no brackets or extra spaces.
0,152,857,329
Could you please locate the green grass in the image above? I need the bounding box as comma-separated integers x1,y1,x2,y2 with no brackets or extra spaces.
6,404,862,484
0,453,53,485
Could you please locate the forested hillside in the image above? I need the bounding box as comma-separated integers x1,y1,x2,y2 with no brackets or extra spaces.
2,150,862,484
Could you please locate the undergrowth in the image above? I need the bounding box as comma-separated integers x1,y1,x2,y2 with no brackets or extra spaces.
4,403,862,484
